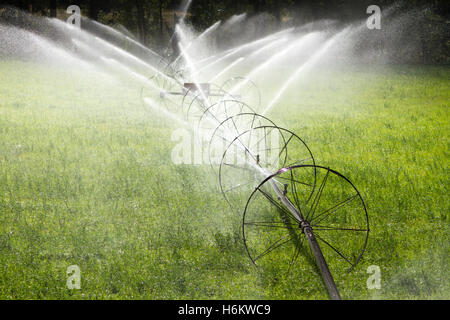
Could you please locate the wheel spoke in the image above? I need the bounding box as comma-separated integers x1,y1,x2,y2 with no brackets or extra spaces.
288,235,304,273
306,169,329,221
252,126,275,151
313,225,368,232
247,114,257,149
284,157,313,167
223,180,254,193
277,133,293,159
222,162,253,172
311,194,358,225
290,170,303,217
230,117,259,164
315,233,353,266
257,187,300,223
253,146,285,153
275,175,314,188
244,221,296,228
216,133,233,146
253,234,292,262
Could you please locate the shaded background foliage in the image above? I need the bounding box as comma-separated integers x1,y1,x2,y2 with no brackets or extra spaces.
0,1,449,61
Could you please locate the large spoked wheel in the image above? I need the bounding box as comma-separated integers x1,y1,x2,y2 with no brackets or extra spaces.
243,165,369,274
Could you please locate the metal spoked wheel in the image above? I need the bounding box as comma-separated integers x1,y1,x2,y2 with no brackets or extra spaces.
242,164,369,276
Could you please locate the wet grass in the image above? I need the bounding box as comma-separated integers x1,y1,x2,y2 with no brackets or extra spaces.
0,60,448,299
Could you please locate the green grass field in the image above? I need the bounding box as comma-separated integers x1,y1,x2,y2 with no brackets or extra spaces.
0,60,448,299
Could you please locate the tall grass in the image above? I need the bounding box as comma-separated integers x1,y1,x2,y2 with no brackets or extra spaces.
0,60,448,299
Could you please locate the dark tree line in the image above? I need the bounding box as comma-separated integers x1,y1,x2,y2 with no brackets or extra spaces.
1,0,449,63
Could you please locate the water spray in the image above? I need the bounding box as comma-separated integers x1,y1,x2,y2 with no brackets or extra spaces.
140,28,370,300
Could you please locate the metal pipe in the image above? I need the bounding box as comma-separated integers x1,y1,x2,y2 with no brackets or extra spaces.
268,179,341,300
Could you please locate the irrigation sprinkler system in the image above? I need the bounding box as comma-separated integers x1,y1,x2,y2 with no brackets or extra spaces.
140,54,369,300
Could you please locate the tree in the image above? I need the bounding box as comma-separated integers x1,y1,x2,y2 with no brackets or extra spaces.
134,0,148,44
88,0,100,20
49,0,56,17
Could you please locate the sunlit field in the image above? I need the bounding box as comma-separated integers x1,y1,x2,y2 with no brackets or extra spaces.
0,60,448,299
